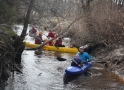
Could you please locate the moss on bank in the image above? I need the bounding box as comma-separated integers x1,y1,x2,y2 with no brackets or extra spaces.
0,25,25,89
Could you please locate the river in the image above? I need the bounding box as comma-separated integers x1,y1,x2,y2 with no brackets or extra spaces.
4,25,124,90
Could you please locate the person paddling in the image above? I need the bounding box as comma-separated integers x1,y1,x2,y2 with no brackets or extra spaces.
54,37,65,47
35,33,44,44
29,25,37,37
71,54,82,67
29,26,37,33
71,46,92,67
47,30,55,38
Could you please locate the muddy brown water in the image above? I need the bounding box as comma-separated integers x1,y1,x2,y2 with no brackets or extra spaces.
4,50,124,90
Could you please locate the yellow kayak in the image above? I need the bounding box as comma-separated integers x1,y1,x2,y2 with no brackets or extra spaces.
25,42,78,53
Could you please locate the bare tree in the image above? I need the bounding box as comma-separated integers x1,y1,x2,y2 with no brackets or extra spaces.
20,0,35,40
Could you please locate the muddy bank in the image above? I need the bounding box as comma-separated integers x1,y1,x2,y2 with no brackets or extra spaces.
0,25,25,89
102,46,124,80
89,44,124,82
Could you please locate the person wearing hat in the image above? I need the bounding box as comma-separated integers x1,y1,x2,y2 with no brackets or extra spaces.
71,46,92,67
39,31,42,35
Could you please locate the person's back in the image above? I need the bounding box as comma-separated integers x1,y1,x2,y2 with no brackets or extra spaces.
47,30,55,38
35,34,42,44
54,38,65,47
32,27,37,33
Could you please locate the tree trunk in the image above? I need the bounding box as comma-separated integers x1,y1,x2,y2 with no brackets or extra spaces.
20,0,35,41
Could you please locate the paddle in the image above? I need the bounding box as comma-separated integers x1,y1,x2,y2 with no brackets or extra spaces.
72,59,82,67
72,59,91,67
56,53,66,61
57,57,66,61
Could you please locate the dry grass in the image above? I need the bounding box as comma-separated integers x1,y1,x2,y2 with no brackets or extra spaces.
68,0,124,47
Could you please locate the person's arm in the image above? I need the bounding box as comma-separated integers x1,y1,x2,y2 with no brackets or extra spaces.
86,53,92,62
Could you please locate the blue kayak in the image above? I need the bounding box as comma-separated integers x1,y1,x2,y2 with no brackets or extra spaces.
65,62,92,76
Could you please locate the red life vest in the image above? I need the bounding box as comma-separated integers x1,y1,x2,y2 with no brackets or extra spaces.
35,36,42,44
47,32,55,38
55,40,62,46
32,28,37,33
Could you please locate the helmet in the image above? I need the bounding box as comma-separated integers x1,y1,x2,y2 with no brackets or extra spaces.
39,31,42,35
79,46,84,50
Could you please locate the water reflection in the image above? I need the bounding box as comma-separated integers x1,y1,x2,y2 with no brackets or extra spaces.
4,50,124,90
63,74,81,84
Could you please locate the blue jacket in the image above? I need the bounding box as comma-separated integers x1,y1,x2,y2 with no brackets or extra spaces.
73,52,92,63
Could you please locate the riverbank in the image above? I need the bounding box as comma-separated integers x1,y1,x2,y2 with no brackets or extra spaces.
0,25,25,89
92,44,124,83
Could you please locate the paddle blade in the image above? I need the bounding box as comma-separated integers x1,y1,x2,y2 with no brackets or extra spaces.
57,57,66,61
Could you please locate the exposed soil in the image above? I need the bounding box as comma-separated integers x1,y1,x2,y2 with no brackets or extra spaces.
90,44,124,81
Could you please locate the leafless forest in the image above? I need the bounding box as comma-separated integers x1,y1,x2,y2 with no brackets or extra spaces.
12,0,124,47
